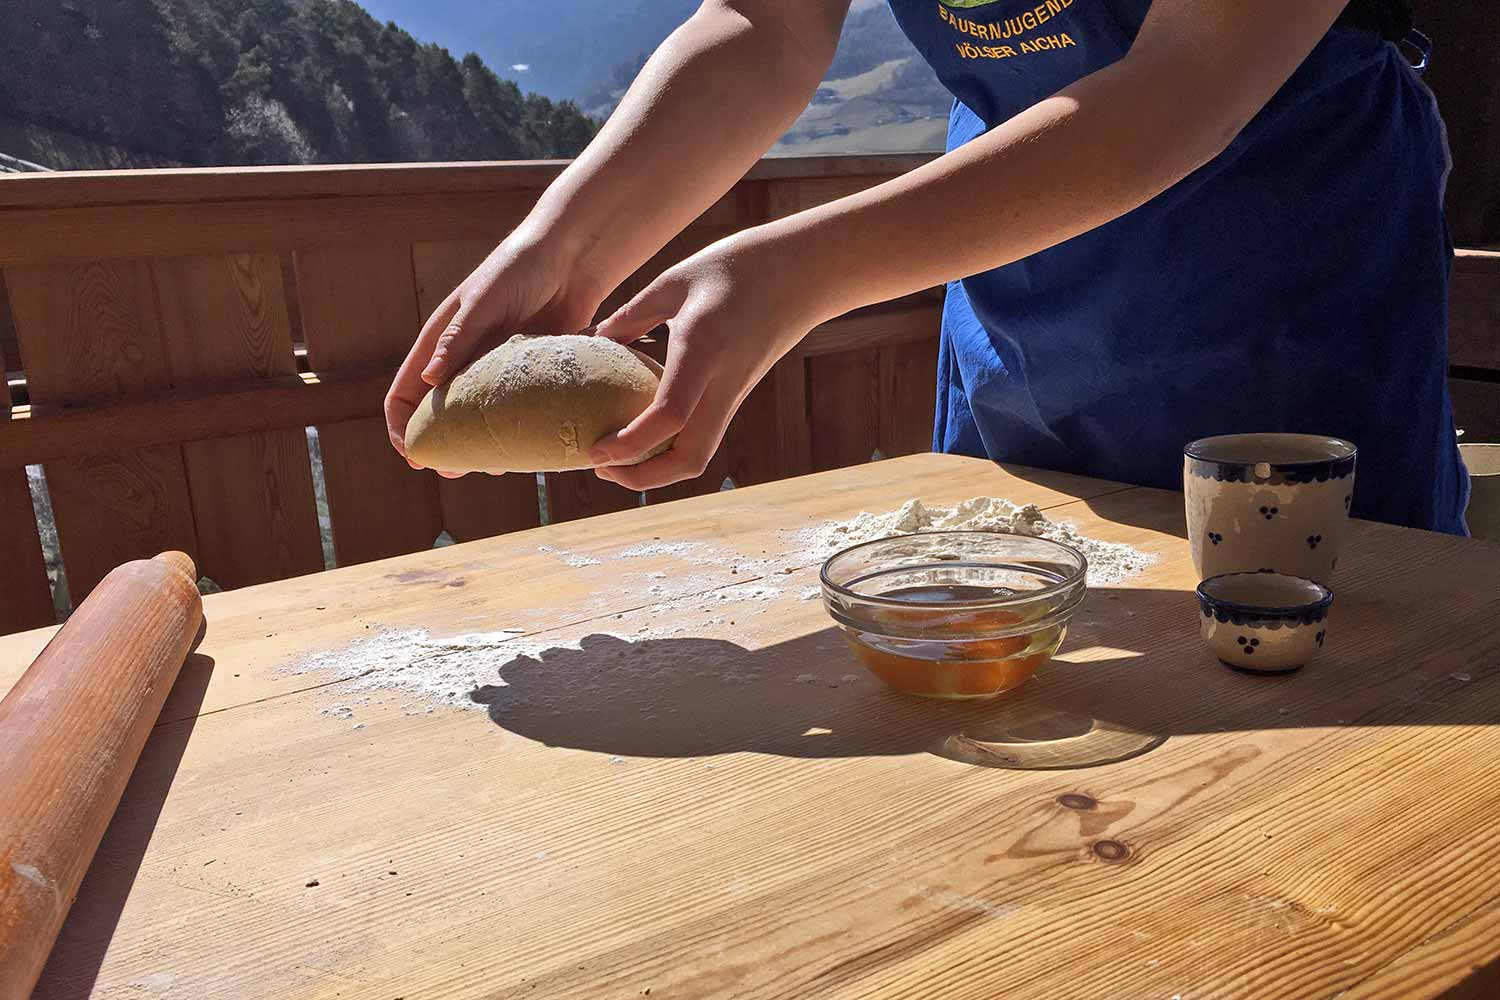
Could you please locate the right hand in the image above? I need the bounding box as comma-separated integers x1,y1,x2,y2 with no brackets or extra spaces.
384,229,607,474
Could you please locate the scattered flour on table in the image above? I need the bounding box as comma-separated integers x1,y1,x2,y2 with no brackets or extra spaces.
287,628,601,711
784,496,1156,586
536,544,601,567
618,540,714,562
288,495,1151,721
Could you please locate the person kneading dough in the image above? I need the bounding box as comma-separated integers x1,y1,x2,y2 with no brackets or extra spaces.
404,335,670,474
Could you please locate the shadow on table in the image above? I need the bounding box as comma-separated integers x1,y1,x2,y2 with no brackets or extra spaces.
32,652,215,1000
999,463,1190,541
472,580,1499,770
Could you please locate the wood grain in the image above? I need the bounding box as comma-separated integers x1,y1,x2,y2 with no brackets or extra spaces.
153,253,322,588
809,347,881,471
710,353,814,491
0,193,539,267
1450,250,1500,372
545,470,642,524
799,298,942,358
3,455,1499,999
877,336,940,459
1451,377,1500,441
766,175,887,219
4,260,198,599
0,155,935,211
1421,6,1500,245
0,552,201,999
0,270,19,374
0,368,395,467
295,244,444,565
412,239,544,540
0,366,51,633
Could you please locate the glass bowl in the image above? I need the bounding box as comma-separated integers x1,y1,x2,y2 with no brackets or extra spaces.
820,531,1088,699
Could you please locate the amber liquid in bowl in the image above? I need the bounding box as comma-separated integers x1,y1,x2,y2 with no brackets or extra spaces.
844,584,1065,699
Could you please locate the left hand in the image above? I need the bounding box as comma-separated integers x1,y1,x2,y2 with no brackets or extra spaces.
589,235,820,490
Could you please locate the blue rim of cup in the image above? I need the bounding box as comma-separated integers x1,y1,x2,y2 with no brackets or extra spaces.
1184,435,1356,485
1196,572,1333,627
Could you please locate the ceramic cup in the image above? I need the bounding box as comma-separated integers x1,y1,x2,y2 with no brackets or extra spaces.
1197,572,1333,674
1459,443,1500,542
1185,433,1356,586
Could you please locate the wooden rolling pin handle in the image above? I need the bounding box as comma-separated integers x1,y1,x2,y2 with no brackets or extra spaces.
0,551,203,999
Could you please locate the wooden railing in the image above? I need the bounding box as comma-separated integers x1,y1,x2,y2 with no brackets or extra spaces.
0,156,944,632
1450,248,1500,444
1,155,1497,636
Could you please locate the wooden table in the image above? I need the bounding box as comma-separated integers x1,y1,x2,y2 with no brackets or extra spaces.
6,453,1500,999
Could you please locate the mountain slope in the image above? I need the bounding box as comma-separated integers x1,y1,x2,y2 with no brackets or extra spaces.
567,1,951,155
0,0,597,168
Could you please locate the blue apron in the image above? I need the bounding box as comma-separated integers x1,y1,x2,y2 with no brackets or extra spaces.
887,0,1468,534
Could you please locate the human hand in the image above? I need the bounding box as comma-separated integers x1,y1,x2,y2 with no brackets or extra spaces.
588,235,821,490
384,228,607,476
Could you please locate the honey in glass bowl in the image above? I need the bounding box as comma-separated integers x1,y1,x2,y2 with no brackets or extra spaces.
821,533,1087,699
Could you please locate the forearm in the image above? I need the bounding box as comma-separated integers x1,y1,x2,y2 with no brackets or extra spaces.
738,52,1246,326
526,1,840,293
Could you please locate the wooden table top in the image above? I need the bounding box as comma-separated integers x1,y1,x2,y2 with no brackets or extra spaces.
6,453,1500,1000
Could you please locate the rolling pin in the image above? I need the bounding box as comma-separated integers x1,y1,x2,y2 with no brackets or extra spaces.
0,551,203,998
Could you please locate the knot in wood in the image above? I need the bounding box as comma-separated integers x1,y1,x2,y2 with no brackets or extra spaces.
1091,839,1130,863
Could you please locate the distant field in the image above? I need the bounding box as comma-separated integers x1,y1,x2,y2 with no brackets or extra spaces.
773,118,947,156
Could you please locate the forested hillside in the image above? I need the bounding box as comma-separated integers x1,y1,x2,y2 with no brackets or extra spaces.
0,0,597,168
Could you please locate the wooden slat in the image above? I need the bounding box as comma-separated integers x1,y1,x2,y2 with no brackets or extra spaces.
544,470,641,523
5,260,197,600
766,175,887,219
0,155,935,211
1452,377,1500,442
295,244,444,565
1450,250,1500,372
434,474,542,542
152,253,322,588
877,335,940,458
0,369,392,467
709,353,814,490
411,239,493,320
0,369,52,633
801,299,943,357
412,240,542,539
0,270,20,375
1421,7,1500,244
809,347,881,471
645,353,809,503
0,192,537,267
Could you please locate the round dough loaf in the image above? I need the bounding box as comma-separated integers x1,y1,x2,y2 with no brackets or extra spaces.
405,334,670,474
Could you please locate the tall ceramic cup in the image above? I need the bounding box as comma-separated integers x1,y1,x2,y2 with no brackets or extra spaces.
1459,443,1500,542
1185,433,1356,586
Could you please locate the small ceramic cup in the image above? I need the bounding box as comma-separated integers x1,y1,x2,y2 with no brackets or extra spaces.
1185,433,1356,586
1197,572,1333,674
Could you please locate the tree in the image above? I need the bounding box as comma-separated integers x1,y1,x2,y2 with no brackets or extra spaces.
0,0,598,169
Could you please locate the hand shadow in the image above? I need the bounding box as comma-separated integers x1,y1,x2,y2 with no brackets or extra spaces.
472,550,1499,769
468,625,1168,770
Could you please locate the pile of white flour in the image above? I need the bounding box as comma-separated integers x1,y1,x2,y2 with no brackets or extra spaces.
286,496,1154,721
787,496,1156,586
